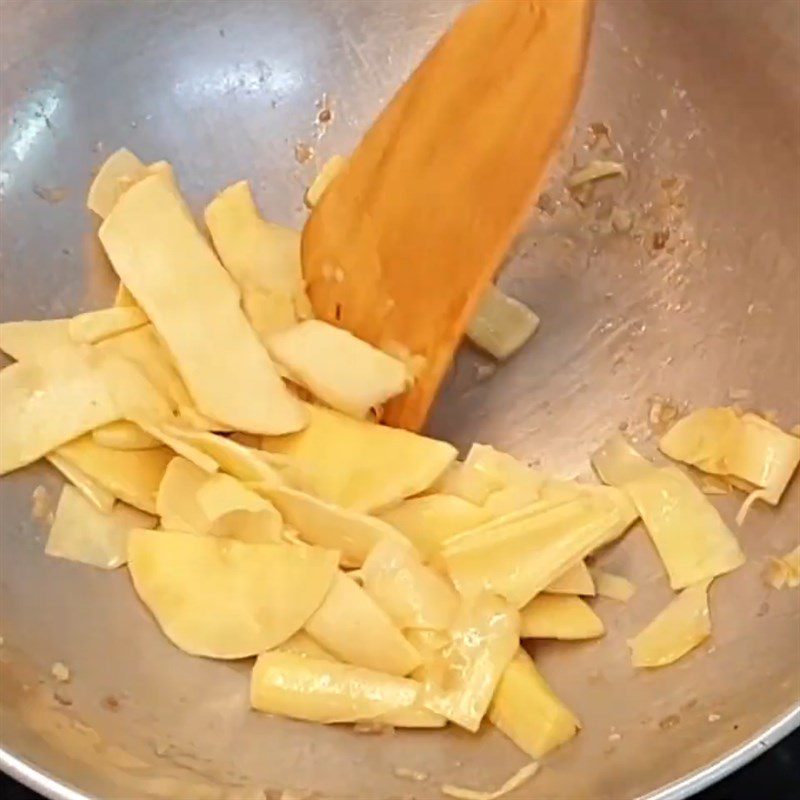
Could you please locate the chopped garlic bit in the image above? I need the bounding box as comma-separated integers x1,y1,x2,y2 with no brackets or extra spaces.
393,766,428,782
764,546,800,589
51,661,71,683
441,762,539,800
467,285,540,361
31,485,51,521
629,581,712,668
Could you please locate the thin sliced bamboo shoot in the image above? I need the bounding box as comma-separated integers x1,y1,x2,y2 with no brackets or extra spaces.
68,306,148,344
92,421,161,450
156,457,210,533
519,594,604,640
47,453,116,514
545,561,596,595
592,570,636,602
0,319,71,361
128,528,338,658
467,285,540,360
87,147,147,218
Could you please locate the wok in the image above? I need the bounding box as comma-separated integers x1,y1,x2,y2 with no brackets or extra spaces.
1,1,798,798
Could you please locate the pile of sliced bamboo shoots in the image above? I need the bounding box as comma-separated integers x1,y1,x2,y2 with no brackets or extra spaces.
1,149,798,780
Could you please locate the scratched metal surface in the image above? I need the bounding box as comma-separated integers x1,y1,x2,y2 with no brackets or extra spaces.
1,1,798,799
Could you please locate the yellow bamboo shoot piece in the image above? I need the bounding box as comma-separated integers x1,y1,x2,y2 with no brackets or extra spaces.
592,570,636,602
304,573,421,676
0,318,71,361
46,485,154,569
441,763,539,800
135,420,219,474
519,594,604,640
261,403,456,512
251,651,425,725
442,498,622,608
268,486,407,568
423,593,519,731
465,443,544,515
629,580,712,668
55,434,173,514
593,435,745,590
196,473,282,543
87,147,147,218
0,345,120,475
92,421,161,450
660,407,800,508
378,494,491,560
276,630,336,661
432,461,502,505
305,155,347,208
242,288,298,341
114,283,137,308
156,457,210,533
467,285,540,361
128,528,338,658
68,307,148,344
47,452,116,514
99,172,305,434
545,561,595,595
489,649,579,758
268,320,409,419
361,539,459,630
764,546,800,589
95,351,173,422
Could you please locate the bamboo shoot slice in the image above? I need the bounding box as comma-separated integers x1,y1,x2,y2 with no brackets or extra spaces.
545,561,595,596
46,485,154,569
68,307,148,344
47,453,116,514
593,435,745,590
592,570,636,602
267,320,409,419
55,434,173,514
251,651,424,724
92,421,161,450
423,593,519,731
128,529,338,658
629,581,712,668
432,461,502,505
0,345,120,475
467,285,539,361
360,539,459,630
519,594,604,640
268,486,407,568
489,649,579,758
304,573,421,676
87,147,147,218
377,494,491,560
98,172,305,434
0,319,71,361
156,457,210,533
305,155,347,208
261,403,456,512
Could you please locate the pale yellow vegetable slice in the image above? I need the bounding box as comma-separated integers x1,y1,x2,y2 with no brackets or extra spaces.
545,561,596,595
128,528,338,659
267,485,405,568
242,288,298,341
95,351,174,422
763,546,800,589
305,155,347,208
55,434,173,514
423,593,519,731
46,453,116,514
135,420,219,474
360,539,459,630
442,498,623,608
0,318,71,361
175,405,232,433
660,407,800,514
87,147,147,218
46,485,154,569
251,651,425,725
276,630,336,660
441,763,539,800
378,494,491,561
204,180,304,297
267,320,409,419
99,172,305,434
431,461,502,505
261,403,456,512
95,325,191,411
593,435,745,590
0,345,120,475
465,443,544,515
156,457,210,532
629,580,712,668
467,285,540,361
68,306,148,344
145,423,281,486
114,283,137,308
92,421,161,450
196,473,282,543
489,649,579,758
592,569,636,602
304,573,421,676
519,594,604,640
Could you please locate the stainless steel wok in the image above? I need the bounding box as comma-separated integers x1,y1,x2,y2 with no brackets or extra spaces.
1,1,798,798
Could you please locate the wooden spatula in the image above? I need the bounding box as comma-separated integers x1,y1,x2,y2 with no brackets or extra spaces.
302,0,593,431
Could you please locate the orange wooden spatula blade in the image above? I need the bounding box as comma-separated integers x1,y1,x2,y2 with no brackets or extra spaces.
302,0,593,431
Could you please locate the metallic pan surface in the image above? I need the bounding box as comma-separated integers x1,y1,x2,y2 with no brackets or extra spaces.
0,1,798,798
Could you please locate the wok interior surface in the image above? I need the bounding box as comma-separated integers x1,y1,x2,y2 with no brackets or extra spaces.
1,1,798,798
